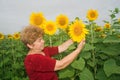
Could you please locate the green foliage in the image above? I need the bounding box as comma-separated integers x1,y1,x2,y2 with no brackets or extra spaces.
58,68,75,79
80,68,94,80
0,8,120,80
104,59,120,77
71,58,85,71
55,8,120,80
0,38,28,80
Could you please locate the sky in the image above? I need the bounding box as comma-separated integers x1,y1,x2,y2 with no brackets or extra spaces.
0,0,120,34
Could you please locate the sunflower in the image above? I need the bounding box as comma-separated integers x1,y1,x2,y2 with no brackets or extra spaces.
118,35,120,38
30,12,46,28
100,34,107,38
104,23,111,29
44,21,57,35
13,32,20,40
0,33,4,40
87,9,98,21
69,20,88,42
7,34,13,39
56,14,69,30
118,18,120,23
94,27,102,32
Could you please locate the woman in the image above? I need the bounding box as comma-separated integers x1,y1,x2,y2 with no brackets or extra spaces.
20,25,85,80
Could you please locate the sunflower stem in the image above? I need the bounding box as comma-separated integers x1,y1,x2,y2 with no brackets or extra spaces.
49,36,52,47
1,49,5,79
11,39,16,78
59,29,63,59
90,21,96,78
110,18,113,35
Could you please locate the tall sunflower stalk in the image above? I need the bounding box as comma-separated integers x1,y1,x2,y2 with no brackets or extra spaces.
44,20,57,47
56,14,70,59
0,34,5,79
56,14,69,43
49,35,52,47
13,33,20,72
90,21,97,77
109,8,120,35
9,38,16,77
87,9,98,78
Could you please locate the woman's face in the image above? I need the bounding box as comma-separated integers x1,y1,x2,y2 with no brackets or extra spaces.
32,37,45,51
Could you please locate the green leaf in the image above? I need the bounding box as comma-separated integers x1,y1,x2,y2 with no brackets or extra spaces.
87,60,96,68
103,35,120,43
53,41,61,46
83,43,95,51
3,58,10,64
68,44,76,50
110,14,115,19
96,69,107,80
104,59,120,77
80,51,91,60
12,76,19,80
12,63,21,69
58,68,75,79
98,53,108,60
80,68,94,80
102,44,120,56
71,58,85,71
113,24,120,29
108,74,120,80
114,8,119,13
16,53,23,57
103,20,109,23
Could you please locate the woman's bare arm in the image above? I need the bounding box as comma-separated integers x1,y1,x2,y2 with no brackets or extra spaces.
58,39,73,53
54,40,85,71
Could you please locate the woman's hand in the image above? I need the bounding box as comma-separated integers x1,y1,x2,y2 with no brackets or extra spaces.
76,39,86,52
54,39,85,71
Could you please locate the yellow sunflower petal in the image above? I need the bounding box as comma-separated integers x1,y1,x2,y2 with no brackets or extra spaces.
30,12,46,28
7,34,13,39
56,14,69,30
13,32,20,40
69,20,88,42
87,9,98,21
0,32,4,40
44,21,57,35
104,23,111,29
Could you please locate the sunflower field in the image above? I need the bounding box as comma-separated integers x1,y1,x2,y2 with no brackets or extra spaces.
0,8,120,80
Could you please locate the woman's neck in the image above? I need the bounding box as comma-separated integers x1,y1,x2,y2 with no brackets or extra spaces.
28,49,45,55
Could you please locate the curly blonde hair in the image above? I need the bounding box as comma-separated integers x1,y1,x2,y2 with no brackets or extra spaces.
20,25,44,47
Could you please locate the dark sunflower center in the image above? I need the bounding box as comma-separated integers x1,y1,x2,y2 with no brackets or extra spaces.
59,19,66,26
74,26,82,36
34,16,43,25
90,12,95,18
47,24,54,31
